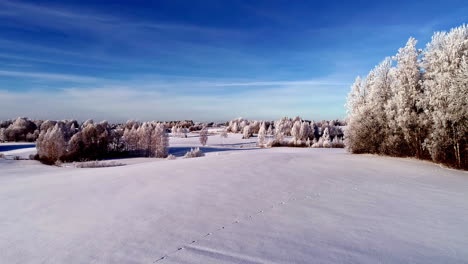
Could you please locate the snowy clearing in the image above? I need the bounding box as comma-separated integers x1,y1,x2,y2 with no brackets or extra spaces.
0,134,467,264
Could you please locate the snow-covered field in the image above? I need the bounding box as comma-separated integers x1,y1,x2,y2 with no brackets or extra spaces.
0,133,467,264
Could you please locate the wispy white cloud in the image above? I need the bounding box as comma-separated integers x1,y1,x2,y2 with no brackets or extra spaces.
0,1,254,70
0,0,114,22
0,53,113,68
212,80,348,87
0,70,101,82
0,0,235,37
0,67,348,91
0,80,346,122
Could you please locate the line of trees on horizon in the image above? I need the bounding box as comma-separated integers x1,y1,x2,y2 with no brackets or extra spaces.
226,117,346,148
345,24,467,170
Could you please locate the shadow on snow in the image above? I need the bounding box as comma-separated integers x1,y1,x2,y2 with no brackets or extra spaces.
168,146,257,157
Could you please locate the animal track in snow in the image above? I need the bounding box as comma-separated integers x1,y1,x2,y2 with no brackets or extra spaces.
152,192,317,263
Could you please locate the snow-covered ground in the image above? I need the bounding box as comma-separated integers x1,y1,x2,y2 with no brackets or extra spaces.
0,133,467,264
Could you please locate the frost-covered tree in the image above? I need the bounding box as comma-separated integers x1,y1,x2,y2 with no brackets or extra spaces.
3,117,37,141
345,75,371,153
231,122,239,133
266,125,273,136
346,58,393,154
138,122,152,156
154,123,168,158
242,125,252,139
274,122,285,143
258,122,266,146
299,122,311,142
322,127,331,148
240,120,248,132
345,24,467,169
199,127,208,146
291,121,301,144
250,121,261,134
80,122,109,159
123,126,136,154
0,128,5,142
368,58,394,154
67,131,84,160
345,76,363,116
36,124,67,164
422,25,468,168
390,37,427,157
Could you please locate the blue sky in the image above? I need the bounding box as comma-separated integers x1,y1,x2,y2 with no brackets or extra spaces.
0,0,466,122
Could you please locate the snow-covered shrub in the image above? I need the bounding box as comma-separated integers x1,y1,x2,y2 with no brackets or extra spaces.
332,137,345,148
184,147,205,158
199,128,208,146
74,160,125,168
266,139,279,148
166,154,176,160
312,137,323,148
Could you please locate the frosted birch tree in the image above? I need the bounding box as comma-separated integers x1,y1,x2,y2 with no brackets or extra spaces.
422,25,468,168
258,122,266,146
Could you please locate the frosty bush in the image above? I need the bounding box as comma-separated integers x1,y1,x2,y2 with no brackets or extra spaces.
36,124,67,164
199,128,208,146
242,125,252,139
331,137,345,148
345,24,467,170
166,154,176,160
74,160,125,168
184,147,205,158
0,117,39,142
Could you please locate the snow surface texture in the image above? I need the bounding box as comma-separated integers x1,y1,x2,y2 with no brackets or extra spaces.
0,133,467,264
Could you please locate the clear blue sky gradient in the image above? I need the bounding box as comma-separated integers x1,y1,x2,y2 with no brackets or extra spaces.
0,0,466,121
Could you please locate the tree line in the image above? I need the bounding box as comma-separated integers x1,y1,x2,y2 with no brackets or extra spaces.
226,117,345,148
345,24,467,170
